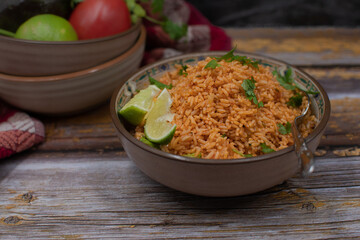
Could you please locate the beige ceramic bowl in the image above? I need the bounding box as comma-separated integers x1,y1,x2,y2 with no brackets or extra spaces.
0,26,146,115
110,52,331,197
0,21,141,76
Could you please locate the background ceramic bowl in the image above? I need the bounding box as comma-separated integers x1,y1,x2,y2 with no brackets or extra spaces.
0,21,141,76
0,26,146,115
110,51,331,197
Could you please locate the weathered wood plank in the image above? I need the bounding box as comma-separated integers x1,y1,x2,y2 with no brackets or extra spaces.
304,67,360,100
227,28,360,66
0,153,360,239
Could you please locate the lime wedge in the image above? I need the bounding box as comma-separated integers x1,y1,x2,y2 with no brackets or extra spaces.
119,85,160,125
140,136,160,149
144,88,176,145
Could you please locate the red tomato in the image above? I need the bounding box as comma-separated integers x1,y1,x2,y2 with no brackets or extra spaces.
69,0,131,40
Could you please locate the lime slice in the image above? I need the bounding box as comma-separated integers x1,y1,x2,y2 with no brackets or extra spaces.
140,136,160,149
144,88,176,145
15,14,78,41
119,85,160,125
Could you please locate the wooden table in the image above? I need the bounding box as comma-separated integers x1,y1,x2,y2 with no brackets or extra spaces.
1,28,360,239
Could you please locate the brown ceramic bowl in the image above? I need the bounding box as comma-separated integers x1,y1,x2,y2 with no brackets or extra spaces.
0,21,141,76
0,26,146,115
110,52,331,197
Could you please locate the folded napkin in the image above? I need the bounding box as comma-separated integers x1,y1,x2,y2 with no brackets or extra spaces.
0,101,45,159
0,0,230,159
142,0,232,65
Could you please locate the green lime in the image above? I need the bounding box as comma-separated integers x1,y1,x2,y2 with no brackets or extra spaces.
140,136,160,149
144,88,176,145
15,14,78,41
119,85,161,125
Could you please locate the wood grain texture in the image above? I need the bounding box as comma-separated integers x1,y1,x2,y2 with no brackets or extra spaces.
1,27,360,239
1,152,360,239
227,28,360,66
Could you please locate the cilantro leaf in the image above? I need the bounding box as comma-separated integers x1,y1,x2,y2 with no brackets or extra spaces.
232,149,253,158
162,20,188,40
233,55,259,70
241,77,263,108
178,65,188,76
203,47,259,70
260,143,275,153
287,92,303,108
221,134,227,138
204,59,221,69
273,67,320,96
148,75,172,89
125,0,136,11
151,0,164,13
285,67,293,81
125,0,146,24
216,47,236,62
133,3,146,17
126,0,188,40
214,46,259,70
273,69,296,90
278,122,292,135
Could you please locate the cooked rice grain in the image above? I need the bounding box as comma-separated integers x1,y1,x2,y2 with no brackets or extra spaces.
136,58,317,159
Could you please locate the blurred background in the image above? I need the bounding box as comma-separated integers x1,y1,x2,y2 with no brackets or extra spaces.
190,0,360,27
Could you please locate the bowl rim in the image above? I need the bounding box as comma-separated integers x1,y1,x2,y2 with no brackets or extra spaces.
110,51,331,165
0,25,146,82
0,20,141,45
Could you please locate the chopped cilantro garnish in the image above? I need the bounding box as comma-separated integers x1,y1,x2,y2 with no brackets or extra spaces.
277,122,292,135
183,153,202,158
234,55,259,70
241,77,263,108
203,47,259,70
287,92,303,108
273,67,319,95
221,134,227,138
162,20,188,40
126,0,187,40
260,143,275,153
232,148,253,158
273,68,296,90
178,65,188,76
215,47,259,69
150,0,164,13
204,59,221,69
148,75,172,89
216,47,237,62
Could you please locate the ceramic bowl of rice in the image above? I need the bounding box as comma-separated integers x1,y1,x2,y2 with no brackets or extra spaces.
110,51,330,197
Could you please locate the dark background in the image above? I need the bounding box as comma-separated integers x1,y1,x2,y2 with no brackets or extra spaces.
190,0,360,27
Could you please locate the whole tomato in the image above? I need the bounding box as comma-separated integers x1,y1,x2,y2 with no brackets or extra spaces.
69,0,131,40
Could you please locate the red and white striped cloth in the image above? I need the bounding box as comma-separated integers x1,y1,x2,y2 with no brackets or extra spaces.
142,0,232,65
0,102,45,159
